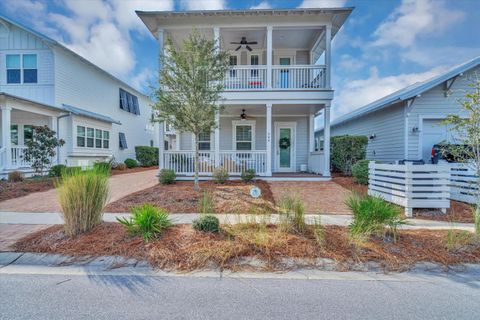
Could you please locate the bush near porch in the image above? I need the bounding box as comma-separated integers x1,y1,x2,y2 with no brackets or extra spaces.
135,146,159,167
331,135,368,176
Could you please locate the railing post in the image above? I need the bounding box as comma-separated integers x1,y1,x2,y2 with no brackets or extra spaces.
404,162,413,217
158,122,165,173
1,106,12,169
266,26,272,89
266,104,272,176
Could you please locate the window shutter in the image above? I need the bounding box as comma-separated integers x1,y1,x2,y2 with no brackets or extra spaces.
133,96,140,115
119,132,128,149
119,89,127,110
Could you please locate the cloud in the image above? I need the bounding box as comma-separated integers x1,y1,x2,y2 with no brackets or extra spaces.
250,1,272,9
337,54,365,72
0,0,174,91
332,66,447,119
372,0,464,48
179,0,226,10
298,0,348,8
401,46,480,67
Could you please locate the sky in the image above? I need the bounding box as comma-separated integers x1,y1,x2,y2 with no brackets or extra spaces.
1,0,479,123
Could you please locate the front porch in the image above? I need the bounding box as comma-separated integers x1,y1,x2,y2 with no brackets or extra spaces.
159,103,331,180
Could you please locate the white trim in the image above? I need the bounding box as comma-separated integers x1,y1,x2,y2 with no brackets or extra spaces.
232,120,256,151
274,121,296,172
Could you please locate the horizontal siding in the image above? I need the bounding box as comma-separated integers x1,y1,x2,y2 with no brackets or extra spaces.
407,66,479,160
319,102,406,162
53,47,155,162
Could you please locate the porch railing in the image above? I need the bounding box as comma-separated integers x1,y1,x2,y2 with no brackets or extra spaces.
223,66,267,90
163,150,267,175
11,146,31,168
222,65,327,91
272,65,326,90
0,147,6,171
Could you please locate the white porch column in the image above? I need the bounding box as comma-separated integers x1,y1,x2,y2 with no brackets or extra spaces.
325,25,332,89
323,104,331,177
1,106,12,169
50,116,59,165
157,28,165,173
266,103,272,176
309,113,315,152
214,110,220,168
266,26,273,89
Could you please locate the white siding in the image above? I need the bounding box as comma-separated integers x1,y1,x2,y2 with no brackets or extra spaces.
0,21,54,105
324,102,406,162
406,67,479,161
53,47,155,162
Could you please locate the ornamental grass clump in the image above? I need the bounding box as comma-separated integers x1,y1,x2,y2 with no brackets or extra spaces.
279,194,306,234
56,166,109,237
198,190,215,214
346,193,406,243
117,204,172,242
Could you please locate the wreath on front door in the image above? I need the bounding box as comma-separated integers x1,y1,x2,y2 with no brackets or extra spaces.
279,137,291,149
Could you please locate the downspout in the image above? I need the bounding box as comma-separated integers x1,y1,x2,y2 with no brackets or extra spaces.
56,112,71,165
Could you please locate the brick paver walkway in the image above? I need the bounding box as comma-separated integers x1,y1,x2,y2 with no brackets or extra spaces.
0,224,50,251
0,169,158,213
268,181,352,214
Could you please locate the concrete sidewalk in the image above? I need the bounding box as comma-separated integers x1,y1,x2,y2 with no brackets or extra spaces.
0,211,475,231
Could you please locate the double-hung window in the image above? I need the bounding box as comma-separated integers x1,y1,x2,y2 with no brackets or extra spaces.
198,130,211,151
95,129,102,148
235,124,253,151
77,126,86,147
250,54,259,77
103,131,110,149
6,54,37,84
86,128,94,148
76,125,110,149
229,55,237,78
24,125,34,144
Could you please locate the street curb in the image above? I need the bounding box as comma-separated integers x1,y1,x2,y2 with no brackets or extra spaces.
2,252,480,279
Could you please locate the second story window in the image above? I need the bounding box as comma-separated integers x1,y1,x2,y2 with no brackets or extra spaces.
229,55,237,77
250,54,259,77
119,88,140,115
6,54,37,84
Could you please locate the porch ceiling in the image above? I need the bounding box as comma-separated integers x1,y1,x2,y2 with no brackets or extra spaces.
221,104,323,116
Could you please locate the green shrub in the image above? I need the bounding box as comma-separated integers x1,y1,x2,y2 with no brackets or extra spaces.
331,135,368,175
351,160,370,185
159,169,176,184
124,158,138,168
198,191,215,214
240,169,256,183
56,167,109,237
279,194,306,234
213,167,229,184
117,204,172,241
8,171,23,182
93,162,111,174
192,215,220,233
346,193,406,242
116,163,127,171
135,146,159,167
48,164,67,177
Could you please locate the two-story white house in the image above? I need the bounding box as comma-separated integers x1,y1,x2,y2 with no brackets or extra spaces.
0,15,156,178
137,7,352,180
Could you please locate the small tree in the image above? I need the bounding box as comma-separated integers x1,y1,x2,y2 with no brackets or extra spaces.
153,31,229,190
443,76,480,234
23,125,64,175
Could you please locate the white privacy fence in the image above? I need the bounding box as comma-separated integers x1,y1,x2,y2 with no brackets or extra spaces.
450,163,478,204
368,162,451,217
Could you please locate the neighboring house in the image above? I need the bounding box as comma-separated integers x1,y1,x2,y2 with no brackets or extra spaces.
137,7,352,180
0,15,156,178
315,56,480,163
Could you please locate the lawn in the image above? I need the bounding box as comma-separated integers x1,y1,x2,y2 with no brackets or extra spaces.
15,222,480,272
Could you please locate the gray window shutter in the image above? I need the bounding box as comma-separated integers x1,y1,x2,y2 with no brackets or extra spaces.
119,132,128,149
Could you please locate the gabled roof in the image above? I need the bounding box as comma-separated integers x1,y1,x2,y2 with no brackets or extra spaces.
328,55,480,129
61,104,121,125
0,14,148,98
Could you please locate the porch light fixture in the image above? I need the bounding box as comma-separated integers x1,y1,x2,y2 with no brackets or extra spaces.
369,134,376,140
412,126,420,133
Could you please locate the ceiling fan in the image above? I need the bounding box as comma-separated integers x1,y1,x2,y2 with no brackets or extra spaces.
230,37,257,51
239,109,255,120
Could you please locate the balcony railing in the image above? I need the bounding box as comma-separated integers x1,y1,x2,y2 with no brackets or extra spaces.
163,150,267,175
223,65,327,91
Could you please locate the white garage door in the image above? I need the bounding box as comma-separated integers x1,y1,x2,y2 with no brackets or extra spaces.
421,119,459,162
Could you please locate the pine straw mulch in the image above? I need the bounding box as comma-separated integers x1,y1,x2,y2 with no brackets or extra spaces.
105,180,276,213
14,222,480,272
0,178,55,202
332,174,475,223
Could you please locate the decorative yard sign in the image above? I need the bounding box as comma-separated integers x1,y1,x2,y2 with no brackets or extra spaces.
250,186,261,198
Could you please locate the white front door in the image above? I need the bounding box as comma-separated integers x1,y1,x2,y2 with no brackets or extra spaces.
274,122,295,172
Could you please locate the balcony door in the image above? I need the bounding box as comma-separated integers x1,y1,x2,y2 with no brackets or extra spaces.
274,122,295,172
